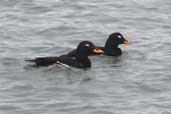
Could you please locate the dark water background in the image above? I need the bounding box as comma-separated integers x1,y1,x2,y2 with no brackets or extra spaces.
0,0,171,114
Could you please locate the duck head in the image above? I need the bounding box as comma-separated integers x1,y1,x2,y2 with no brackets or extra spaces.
76,41,104,59
104,32,131,49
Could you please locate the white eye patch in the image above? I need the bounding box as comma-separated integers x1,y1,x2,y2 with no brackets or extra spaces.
117,35,122,38
85,43,90,47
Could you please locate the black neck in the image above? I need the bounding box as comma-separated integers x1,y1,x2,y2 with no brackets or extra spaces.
105,37,120,49
104,42,119,49
75,52,91,68
75,52,88,60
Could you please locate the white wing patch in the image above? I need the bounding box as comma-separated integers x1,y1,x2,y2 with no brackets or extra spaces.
56,61,70,68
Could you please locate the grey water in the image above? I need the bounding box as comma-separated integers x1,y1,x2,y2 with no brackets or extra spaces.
0,0,171,114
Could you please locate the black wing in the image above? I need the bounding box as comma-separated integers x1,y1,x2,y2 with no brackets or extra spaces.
25,57,59,66
58,57,87,68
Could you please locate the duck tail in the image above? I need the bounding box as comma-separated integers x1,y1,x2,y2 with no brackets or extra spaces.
25,59,35,62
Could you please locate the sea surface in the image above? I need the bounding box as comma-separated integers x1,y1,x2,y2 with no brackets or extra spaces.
0,0,171,114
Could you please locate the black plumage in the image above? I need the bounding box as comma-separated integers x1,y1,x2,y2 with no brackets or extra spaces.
25,41,103,69
63,32,131,57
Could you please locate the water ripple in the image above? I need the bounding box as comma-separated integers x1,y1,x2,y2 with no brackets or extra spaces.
0,0,171,114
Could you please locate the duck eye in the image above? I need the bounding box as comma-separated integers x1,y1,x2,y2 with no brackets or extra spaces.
117,35,122,39
85,44,90,47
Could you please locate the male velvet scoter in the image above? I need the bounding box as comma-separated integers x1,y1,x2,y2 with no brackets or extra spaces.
25,41,103,69
98,32,131,56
